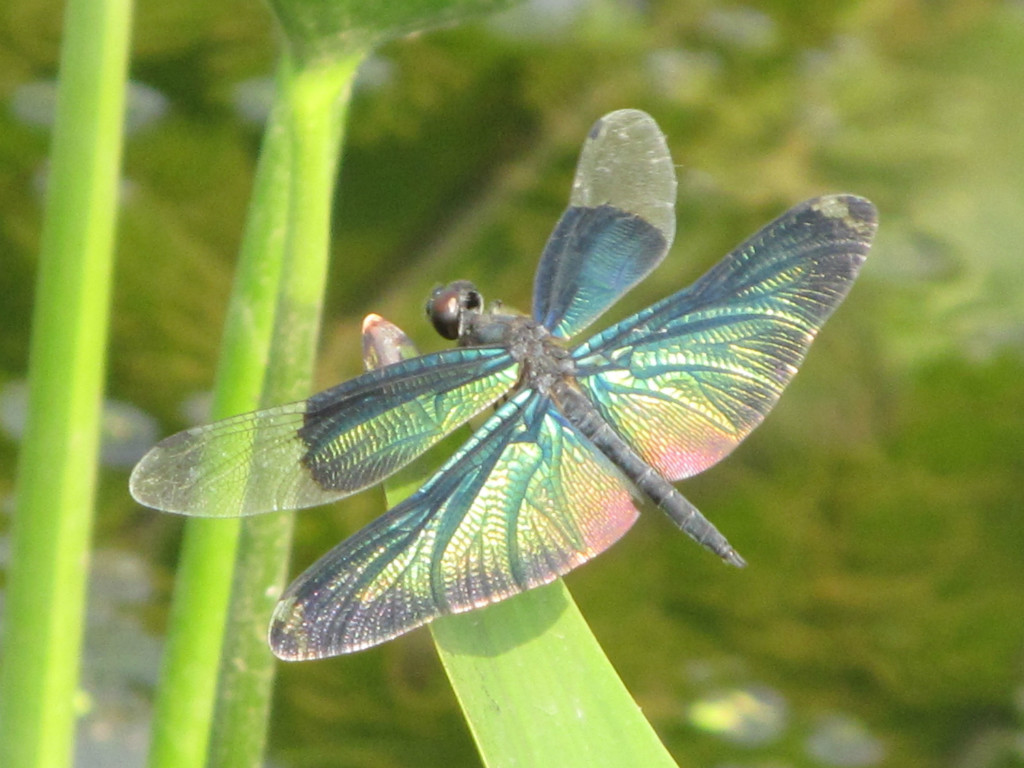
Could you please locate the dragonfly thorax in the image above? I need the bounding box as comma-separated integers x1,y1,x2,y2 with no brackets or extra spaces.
502,316,575,395
428,281,575,394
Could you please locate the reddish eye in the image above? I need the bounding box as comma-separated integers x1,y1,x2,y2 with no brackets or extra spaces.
426,281,482,340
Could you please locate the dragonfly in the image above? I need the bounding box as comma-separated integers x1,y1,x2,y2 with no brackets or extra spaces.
130,109,877,660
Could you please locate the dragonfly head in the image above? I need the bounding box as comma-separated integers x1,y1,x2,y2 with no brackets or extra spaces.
427,280,483,341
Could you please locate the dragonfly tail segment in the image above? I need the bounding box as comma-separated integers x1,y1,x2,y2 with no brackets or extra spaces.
552,380,746,567
659,491,747,568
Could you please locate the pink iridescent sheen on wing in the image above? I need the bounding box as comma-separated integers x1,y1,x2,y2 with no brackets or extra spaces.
269,393,638,660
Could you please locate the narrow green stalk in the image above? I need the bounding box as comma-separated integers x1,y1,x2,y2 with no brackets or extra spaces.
208,50,365,767
146,60,294,768
0,0,132,766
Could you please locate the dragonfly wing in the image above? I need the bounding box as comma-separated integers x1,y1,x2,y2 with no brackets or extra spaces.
573,195,877,480
270,390,639,659
533,109,677,339
129,348,518,517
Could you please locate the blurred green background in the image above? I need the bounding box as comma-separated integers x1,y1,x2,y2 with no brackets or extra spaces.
2,0,1023,766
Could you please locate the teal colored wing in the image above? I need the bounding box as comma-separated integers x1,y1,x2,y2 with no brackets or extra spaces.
532,109,677,340
572,195,877,481
269,391,639,659
129,348,518,517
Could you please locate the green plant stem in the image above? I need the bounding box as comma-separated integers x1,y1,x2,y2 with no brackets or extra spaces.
432,585,679,767
146,59,295,768
208,49,365,768
0,0,132,766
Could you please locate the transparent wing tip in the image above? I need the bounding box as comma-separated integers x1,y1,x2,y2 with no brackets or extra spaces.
128,430,199,514
589,108,656,137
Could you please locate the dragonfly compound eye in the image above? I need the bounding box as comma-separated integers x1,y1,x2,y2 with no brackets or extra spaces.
427,280,481,340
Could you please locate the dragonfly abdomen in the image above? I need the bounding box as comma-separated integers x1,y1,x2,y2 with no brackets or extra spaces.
552,379,746,568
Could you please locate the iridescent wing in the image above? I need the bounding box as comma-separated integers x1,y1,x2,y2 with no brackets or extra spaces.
572,195,877,480
269,390,639,659
129,348,518,517
532,109,677,340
